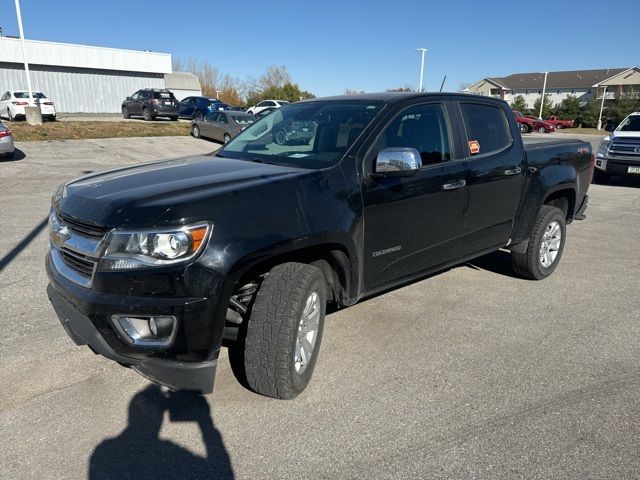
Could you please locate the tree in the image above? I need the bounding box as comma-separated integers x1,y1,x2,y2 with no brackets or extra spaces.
510,95,529,114
260,65,291,90
607,94,640,124
532,94,554,119
557,95,580,120
577,97,601,128
386,86,412,92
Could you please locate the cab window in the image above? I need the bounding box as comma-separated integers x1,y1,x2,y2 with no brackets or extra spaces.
375,103,451,166
461,103,511,155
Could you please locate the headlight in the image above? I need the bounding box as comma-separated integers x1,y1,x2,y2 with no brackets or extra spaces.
597,139,610,157
100,223,211,270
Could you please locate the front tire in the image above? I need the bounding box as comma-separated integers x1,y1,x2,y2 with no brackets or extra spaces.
538,126,546,133
511,205,566,280
244,263,326,399
191,124,201,138
556,124,563,129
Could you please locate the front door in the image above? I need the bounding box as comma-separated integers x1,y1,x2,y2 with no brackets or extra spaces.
362,102,468,290
456,101,525,252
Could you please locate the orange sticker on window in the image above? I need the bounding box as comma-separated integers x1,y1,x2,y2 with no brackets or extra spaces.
469,140,480,155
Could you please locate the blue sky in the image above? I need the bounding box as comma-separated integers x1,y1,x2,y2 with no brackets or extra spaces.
2,0,639,97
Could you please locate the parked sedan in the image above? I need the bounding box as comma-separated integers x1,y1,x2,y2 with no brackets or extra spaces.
191,111,257,143
0,90,56,121
179,96,229,119
0,121,15,158
533,119,556,133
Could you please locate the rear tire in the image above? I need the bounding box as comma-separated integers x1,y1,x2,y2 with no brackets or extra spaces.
274,129,287,145
122,106,130,119
169,116,178,121
244,262,326,399
223,133,231,143
519,123,527,134
142,108,154,121
7,109,14,122
538,126,546,133
511,205,566,280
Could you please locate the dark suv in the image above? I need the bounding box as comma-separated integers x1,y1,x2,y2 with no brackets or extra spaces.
122,89,179,121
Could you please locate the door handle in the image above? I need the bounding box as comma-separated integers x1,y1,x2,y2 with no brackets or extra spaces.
442,179,466,190
504,167,522,176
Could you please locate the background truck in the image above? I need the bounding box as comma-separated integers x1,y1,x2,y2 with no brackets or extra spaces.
546,115,575,129
47,93,593,399
594,111,640,183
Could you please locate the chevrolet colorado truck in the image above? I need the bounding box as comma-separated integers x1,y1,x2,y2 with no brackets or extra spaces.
594,111,640,183
47,93,593,399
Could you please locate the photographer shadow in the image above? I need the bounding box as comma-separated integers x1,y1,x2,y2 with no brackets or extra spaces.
89,384,234,480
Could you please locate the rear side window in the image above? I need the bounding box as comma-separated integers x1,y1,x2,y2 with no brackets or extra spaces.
461,103,511,156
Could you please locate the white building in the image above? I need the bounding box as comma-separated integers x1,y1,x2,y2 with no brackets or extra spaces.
465,68,640,108
0,36,173,113
164,72,202,102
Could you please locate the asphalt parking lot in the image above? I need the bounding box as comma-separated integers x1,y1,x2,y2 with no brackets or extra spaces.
2,134,640,479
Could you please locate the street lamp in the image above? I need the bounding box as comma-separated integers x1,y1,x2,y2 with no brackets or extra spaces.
14,0,42,124
597,86,607,130
414,48,427,92
538,71,548,120
216,89,220,99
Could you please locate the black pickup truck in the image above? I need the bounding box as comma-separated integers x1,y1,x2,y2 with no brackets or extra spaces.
46,93,593,399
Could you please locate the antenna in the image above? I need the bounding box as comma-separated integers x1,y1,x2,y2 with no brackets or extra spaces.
439,75,447,92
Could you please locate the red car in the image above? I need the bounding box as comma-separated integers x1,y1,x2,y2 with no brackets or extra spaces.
545,115,574,129
512,110,536,133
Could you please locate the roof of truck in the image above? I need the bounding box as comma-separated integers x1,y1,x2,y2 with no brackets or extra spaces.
300,92,494,103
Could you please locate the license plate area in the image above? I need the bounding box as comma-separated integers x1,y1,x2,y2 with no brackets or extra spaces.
628,166,640,174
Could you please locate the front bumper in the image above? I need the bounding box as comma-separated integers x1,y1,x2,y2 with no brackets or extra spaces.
596,154,640,177
46,251,224,393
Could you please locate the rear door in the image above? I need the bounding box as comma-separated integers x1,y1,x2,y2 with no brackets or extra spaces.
456,101,525,252
201,113,219,139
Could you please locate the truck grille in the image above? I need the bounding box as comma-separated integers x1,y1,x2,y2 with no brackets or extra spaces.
609,138,640,157
59,248,97,277
57,211,110,239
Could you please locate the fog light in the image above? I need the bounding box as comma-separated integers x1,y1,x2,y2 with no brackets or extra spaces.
112,315,177,348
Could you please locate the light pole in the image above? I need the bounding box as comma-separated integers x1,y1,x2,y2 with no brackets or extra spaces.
14,0,41,124
414,48,427,92
216,89,220,99
538,71,548,120
597,86,607,130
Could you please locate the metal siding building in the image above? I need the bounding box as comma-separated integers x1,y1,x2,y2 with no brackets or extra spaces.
0,37,172,113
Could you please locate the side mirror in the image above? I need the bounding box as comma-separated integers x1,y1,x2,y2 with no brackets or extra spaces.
126,96,132,100
373,147,422,177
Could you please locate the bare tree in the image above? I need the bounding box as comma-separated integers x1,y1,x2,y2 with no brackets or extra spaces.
260,65,291,90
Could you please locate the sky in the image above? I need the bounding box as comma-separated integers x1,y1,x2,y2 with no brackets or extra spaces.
2,0,639,97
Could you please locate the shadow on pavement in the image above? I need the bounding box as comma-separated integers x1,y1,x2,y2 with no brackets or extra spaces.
0,148,26,162
89,384,234,480
0,216,48,273
466,249,522,279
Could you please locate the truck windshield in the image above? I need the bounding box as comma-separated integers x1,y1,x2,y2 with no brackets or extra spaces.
617,115,640,132
218,100,385,168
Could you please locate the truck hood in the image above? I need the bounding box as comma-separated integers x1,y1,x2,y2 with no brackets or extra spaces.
54,155,305,227
611,131,640,139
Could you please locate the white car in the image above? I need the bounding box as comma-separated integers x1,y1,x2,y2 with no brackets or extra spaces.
0,90,57,121
246,99,289,116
